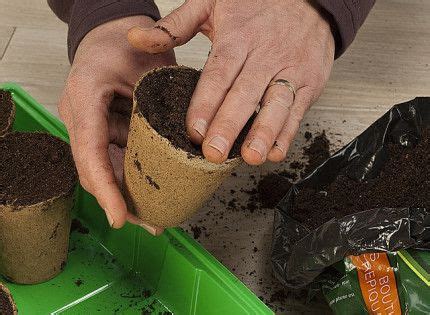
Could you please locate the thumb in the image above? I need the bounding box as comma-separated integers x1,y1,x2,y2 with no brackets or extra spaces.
128,0,210,53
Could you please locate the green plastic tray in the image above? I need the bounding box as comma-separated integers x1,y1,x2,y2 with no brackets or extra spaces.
0,83,273,315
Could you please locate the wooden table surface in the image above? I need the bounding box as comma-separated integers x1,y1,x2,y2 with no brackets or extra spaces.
1,0,429,313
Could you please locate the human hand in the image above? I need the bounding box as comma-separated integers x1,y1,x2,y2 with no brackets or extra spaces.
58,16,175,232
128,0,335,165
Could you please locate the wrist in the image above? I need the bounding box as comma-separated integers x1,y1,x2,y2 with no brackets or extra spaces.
77,16,156,50
307,0,338,55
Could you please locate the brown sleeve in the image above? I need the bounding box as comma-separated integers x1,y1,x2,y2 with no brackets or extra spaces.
314,0,375,58
47,0,161,62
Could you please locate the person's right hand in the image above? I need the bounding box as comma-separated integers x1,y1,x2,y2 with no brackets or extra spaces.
58,16,175,233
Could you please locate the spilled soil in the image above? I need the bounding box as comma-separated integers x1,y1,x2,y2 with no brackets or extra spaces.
291,127,430,229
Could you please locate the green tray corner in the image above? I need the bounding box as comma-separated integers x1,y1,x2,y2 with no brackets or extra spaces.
0,83,273,315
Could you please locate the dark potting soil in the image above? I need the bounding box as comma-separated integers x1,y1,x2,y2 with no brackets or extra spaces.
0,286,13,315
301,130,330,178
71,218,89,234
291,127,430,230
190,225,202,239
290,161,304,170
0,90,14,134
136,67,254,159
257,173,292,208
277,170,298,181
304,131,312,141
0,132,77,206
74,279,83,287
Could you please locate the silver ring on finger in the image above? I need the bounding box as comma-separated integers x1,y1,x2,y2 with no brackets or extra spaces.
267,79,296,103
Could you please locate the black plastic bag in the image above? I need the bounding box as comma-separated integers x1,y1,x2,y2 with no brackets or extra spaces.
271,97,430,288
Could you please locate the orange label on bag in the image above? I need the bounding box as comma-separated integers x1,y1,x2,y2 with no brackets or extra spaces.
350,253,402,315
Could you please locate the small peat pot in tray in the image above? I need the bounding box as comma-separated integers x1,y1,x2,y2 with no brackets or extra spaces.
272,97,430,288
0,132,77,284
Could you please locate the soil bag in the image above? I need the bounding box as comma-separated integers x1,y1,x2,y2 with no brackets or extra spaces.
320,249,430,314
271,97,430,288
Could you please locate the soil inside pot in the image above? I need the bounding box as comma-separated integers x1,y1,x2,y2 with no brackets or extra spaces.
0,132,77,206
0,286,13,315
136,67,254,159
0,90,14,134
291,127,430,229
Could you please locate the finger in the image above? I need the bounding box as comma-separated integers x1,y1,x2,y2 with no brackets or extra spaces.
128,0,209,54
268,88,313,162
108,144,125,186
70,84,128,229
58,90,76,146
126,213,164,236
202,62,276,163
186,42,248,144
241,75,300,165
109,112,130,148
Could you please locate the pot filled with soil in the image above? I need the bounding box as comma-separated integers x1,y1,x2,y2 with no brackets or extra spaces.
0,90,15,137
124,66,252,228
0,282,17,315
0,132,77,284
271,97,430,288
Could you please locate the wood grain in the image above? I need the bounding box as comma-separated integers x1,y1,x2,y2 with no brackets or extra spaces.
0,27,14,60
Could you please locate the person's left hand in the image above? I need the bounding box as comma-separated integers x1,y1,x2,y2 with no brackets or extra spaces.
128,0,335,165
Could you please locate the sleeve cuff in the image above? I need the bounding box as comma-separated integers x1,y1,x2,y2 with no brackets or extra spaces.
314,0,375,58
68,0,161,62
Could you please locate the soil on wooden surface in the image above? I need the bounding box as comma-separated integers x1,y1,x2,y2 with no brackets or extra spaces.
0,132,77,206
136,67,254,159
301,130,330,178
0,286,13,315
253,130,330,209
257,173,292,208
0,90,14,134
291,127,430,229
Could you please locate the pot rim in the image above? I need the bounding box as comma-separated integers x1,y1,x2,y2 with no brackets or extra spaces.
0,186,76,213
0,93,15,137
0,282,18,315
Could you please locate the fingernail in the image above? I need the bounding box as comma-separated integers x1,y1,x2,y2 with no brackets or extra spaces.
104,209,115,227
248,138,267,160
208,136,228,157
273,140,285,154
192,119,208,137
139,222,163,236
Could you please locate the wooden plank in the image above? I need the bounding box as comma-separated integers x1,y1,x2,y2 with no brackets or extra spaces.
0,0,66,29
0,61,69,114
2,27,68,65
175,33,210,69
0,26,14,60
317,0,430,111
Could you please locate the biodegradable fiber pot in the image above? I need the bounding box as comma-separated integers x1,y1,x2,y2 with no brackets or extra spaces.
0,90,15,137
0,132,77,284
0,282,17,315
124,66,244,228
